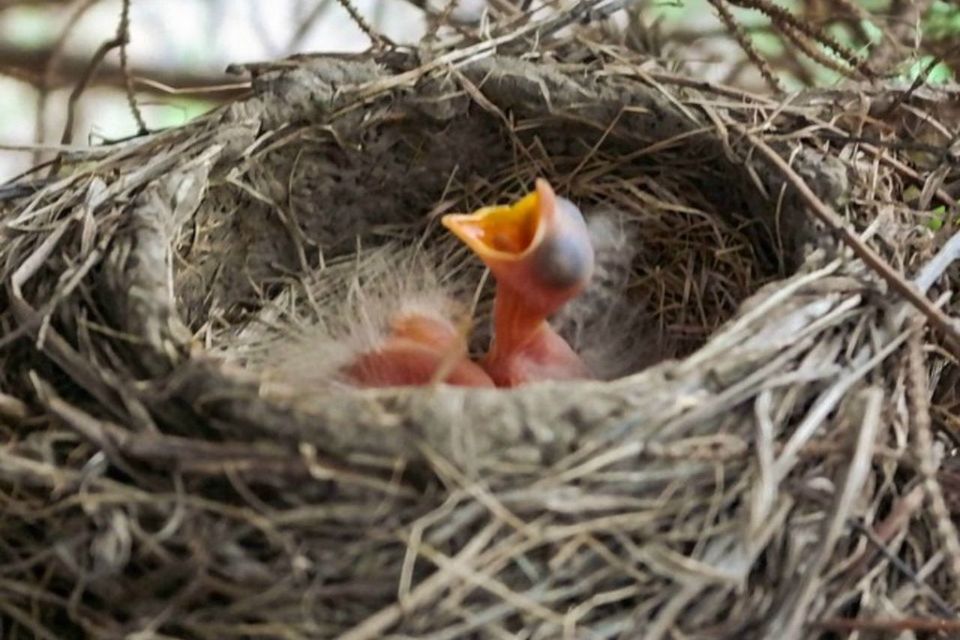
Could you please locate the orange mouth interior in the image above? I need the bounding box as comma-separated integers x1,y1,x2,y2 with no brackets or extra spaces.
442,190,541,258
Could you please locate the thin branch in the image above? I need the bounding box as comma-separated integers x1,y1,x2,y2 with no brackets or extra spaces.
867,0,935,74
58,34,125,145
743,133,960,358
333,0,395,48
779,23,861,81
0,42,246,96
878,42,960,119
914,229,960,295
727,0,873,78
849,518,957,617
33,0,101,165
117,0,148,135
708,0,782,93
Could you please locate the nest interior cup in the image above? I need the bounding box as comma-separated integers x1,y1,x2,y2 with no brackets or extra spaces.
151,55,847,462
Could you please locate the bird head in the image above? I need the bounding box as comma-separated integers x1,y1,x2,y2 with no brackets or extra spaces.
441,178,594,318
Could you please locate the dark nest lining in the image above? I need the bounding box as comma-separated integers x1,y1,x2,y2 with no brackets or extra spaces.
181,55,832,383
2,47,960,640
158,54,849,450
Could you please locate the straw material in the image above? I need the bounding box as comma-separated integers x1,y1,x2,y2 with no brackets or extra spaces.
2,5,960,638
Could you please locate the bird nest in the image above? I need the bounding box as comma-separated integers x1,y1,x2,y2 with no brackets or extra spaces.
3,40,960,639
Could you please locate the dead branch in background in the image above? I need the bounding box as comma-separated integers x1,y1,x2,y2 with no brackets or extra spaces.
117,0,147,135
1,40,248,98
0,0,952,162
333,0,395,48
32,0,100,165
869,0,936,72
58,32,126,145
708,0,784,92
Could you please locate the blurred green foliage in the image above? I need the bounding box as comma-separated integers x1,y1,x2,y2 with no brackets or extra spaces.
4,6,50,48
926,0,960,39
144,98,219,130
903,55,954,85
650,0,959,88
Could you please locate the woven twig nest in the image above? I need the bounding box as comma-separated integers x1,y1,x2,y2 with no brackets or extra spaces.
3,43,960,639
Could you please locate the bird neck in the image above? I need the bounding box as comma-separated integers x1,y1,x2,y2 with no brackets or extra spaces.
483,284,591,386
486,284,551,365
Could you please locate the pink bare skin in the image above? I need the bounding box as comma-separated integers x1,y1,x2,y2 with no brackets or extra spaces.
341,313,495,388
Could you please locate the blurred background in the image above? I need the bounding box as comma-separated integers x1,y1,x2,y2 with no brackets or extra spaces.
0,0,956,182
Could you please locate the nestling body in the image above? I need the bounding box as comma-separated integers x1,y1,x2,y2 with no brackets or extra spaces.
442,178,596,386
259,178,630,392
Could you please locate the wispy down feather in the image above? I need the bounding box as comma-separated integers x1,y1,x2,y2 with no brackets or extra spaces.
230,205,657,391
553,209,661,379
232,238,482,393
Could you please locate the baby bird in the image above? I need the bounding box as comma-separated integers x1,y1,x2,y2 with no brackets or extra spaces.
254,178,635,392
443,178,596,387
339,311,494,388
249,245,492,392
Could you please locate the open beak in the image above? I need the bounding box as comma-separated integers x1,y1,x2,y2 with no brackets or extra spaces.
441,178,593,315
441,181,546,266
442,178,596,385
